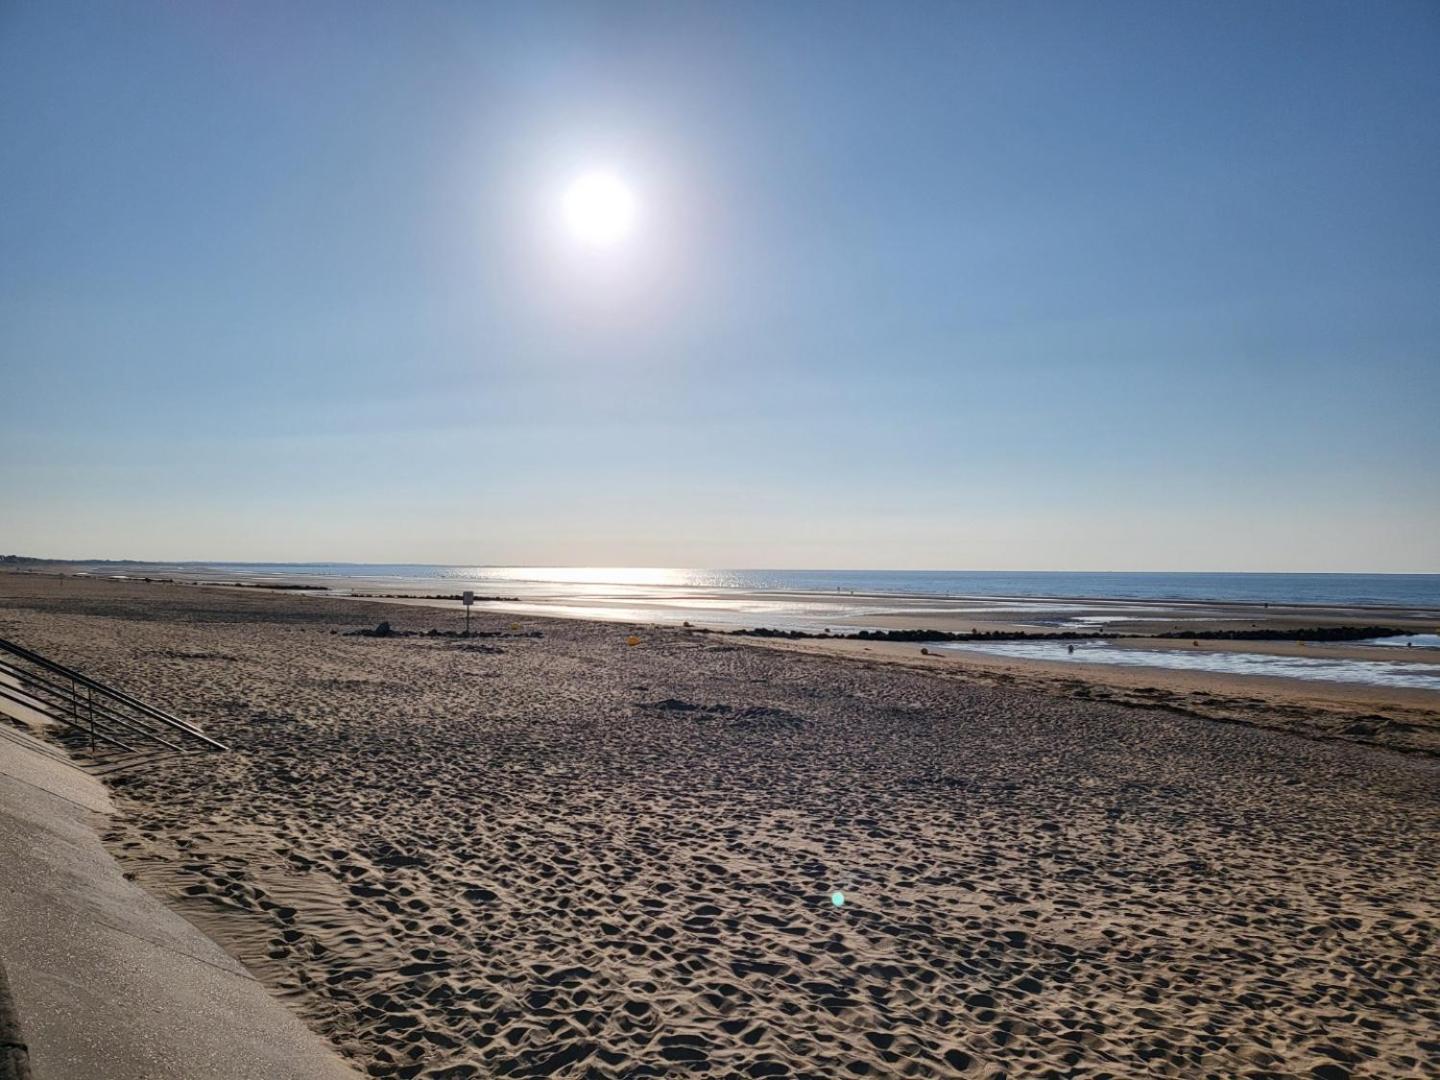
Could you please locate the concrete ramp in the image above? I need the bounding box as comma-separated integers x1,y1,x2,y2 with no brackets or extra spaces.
0,726,359,1080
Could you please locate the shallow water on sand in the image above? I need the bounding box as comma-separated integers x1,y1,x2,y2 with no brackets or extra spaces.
1359,633,1440,649
939,640,1440,690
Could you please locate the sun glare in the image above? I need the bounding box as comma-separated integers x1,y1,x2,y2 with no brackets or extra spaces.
562,170,638,247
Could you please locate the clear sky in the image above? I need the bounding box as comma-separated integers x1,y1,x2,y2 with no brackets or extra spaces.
2,1,1437,571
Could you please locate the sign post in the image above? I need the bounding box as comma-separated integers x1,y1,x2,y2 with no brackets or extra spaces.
462,590,474,635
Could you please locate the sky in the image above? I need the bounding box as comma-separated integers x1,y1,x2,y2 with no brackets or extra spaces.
2,1,1437,572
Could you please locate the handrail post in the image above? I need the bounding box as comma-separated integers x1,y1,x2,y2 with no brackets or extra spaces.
0,635,228,752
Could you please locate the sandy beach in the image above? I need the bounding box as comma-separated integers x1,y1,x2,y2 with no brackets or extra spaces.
9,2,1438,1077
2,573,1437,1079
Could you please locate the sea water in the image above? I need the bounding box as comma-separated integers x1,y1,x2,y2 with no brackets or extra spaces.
110,564,1440,609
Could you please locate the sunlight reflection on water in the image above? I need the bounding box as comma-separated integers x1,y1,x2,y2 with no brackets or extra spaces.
171,563,1440,607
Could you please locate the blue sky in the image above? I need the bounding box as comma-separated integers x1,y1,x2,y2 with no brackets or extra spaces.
2,1,1437,570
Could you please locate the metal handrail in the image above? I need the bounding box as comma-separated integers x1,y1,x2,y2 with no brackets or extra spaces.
0,659,185,752
0,636,226,752
0,682,137,753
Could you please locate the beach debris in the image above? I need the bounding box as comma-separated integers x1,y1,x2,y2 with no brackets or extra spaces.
920,647,930,655
626,635,640,647
342,621,394,637
343,624,541,640
831,891,846,907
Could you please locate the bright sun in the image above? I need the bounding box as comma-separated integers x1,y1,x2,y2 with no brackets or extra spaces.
561,170,637,247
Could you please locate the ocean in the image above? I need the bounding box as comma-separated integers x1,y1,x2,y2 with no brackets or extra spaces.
107,564,1440,609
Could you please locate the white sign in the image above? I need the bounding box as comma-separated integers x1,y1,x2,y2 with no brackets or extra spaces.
462,590,475,606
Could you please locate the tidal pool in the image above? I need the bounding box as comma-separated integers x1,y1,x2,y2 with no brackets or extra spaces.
938,640,1440,691
1357,633,1440,649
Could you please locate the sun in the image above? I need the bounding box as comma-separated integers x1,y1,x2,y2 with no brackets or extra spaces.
561,170,637,247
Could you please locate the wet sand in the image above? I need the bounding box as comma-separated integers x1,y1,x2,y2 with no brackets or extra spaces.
756,638,1440,756
2,573,1437,1079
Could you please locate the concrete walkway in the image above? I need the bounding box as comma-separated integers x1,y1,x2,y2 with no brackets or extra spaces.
0,724,359,1080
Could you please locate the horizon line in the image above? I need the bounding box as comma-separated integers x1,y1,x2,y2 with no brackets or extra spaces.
5,555,1439,577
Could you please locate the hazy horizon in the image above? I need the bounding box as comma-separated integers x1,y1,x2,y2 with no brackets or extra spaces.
4,2,1438,572
7,552,1440,578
